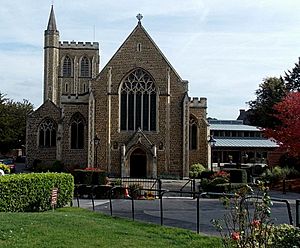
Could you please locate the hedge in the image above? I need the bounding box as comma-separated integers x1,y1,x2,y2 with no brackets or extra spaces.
222,169,247,183
0,173,74,212
73,169,107,185
214,183,247,193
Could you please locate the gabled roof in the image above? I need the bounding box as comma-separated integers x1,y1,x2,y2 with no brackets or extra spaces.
125,128,154,156
99,21,183,81
28,99,61,117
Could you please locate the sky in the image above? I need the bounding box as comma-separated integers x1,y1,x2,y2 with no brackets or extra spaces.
1,0,300,119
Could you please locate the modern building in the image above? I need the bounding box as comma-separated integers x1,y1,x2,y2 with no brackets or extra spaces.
209,120,278,166
26,6,210,178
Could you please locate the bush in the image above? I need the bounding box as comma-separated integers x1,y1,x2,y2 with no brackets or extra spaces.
261,166,300,184
0,173,74,212
73,169,107,185
200,170,214,179
214,183,247,193
201,176,229,192
226,169,247,183
270,224,300,248
31,160,64,173
0,163,10,174
189,163,206,178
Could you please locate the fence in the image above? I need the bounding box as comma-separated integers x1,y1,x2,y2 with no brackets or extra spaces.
74,183,300,233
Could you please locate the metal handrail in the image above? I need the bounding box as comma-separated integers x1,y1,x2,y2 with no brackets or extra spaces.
179,179,196,198
242,195,294,225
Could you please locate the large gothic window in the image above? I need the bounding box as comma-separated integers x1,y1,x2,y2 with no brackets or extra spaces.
63,56,72,77
189,116,198,150
80,57,90,77
120,68,157,131
39,119,57,147
70,113,85,149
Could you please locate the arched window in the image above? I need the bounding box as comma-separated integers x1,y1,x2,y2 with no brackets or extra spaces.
120,68,157,131
80,57,90,77
189,116,198,150
39,119,56,147
63,56,72,77
70,113,85,149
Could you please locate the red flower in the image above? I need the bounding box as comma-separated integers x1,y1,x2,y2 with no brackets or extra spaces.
211,170,230,179
251,219,261,228
231,232,240,240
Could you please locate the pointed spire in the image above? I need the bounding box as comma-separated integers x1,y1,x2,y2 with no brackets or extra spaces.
47,5,57,31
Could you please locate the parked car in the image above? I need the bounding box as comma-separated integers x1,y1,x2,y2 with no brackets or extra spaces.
0,158,16,173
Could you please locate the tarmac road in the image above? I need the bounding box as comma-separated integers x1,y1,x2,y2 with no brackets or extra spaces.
77,192,300,236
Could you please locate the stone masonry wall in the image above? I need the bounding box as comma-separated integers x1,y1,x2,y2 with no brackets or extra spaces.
92,24,187,177
26,100,61,167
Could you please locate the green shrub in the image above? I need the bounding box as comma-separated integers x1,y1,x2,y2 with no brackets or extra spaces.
73,169,107,185
201,177,229,192
214,183,247,193
0,163,10,174
52,160,64,172
31,160,64,173
283,167,300,179
261,166,300,184
0,173,74,212
270,224,300,248
226,169,247,183
189,163,206,178
200,170,214,179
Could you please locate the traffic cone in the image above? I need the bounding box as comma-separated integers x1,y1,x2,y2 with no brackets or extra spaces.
124,185,130,198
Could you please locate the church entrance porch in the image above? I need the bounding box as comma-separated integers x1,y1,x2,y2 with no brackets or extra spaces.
130,148,147,178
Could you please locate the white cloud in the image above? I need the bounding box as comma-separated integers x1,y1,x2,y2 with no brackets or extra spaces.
1,0,300,118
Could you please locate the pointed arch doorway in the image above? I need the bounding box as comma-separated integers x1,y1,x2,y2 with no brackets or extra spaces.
130,148,147,178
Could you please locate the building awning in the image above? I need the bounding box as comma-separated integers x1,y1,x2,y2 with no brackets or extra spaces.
214,138,278,148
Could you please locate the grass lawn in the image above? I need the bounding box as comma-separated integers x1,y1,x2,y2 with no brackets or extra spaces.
0,207,222,248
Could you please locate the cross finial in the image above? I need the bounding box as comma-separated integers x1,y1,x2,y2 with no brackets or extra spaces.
136,13,143,23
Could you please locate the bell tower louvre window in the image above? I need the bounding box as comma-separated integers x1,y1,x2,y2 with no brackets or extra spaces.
120,68,157,132
80,57,90,77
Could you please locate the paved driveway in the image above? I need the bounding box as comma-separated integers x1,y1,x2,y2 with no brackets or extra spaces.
78,194,299,236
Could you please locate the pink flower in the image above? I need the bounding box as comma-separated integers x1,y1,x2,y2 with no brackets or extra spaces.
231,232,240,241
251,219,261,228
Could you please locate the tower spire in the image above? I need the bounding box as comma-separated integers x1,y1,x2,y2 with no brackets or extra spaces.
47,5,57,31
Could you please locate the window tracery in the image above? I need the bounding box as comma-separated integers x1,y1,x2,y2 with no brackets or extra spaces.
120,68,157,131
39,119,57,147
70,113,85,149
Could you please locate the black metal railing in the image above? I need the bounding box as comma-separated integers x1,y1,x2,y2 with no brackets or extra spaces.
179,179,196,198
74,184,299,232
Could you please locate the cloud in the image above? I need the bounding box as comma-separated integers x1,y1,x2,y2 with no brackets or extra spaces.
1,0,300,118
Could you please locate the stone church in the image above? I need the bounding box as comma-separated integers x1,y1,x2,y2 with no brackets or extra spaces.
26,6,209,178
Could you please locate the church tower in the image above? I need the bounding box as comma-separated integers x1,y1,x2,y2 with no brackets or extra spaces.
44,5,60,105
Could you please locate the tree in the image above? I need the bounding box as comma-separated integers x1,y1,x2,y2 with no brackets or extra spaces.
264,92,300,157
247,77,287,128
0,92,34,154
284,57,300,92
